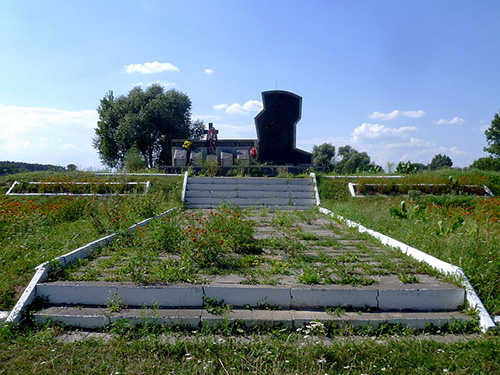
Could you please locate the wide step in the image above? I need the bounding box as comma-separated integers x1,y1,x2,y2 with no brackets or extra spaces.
33,306,473,330
184,177,316,209
36,280,465,312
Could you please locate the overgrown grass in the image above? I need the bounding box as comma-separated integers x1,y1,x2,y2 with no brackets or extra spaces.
0,323,498,375
0,172,183,310
318,170,500,315
56,207,437,290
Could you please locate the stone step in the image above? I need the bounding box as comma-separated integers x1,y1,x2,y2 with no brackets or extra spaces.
185,190,314,199
185,197,316,207
32,306,473,330
36,281,465,312
186,204,310,210
186,184,314,192
188,177,312,185
184,177,317,209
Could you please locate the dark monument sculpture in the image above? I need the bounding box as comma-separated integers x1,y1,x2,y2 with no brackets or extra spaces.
254,90,312,165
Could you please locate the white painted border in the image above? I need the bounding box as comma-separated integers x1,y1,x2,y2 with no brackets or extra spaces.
96,173,182,176
4,207,179,325
181,171,188,203
318,206,496,332
5,181,18,195
6,181,150,196
309,173,321,206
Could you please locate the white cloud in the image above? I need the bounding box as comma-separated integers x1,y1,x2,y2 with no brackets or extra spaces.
301,122,471,167
205,69,214,75
0,103,101,168
213,104,228,111
352,123,417,142
125,61,179,74
225,100,263,115
213,100,263,114
435,116,465,125
369,110,426,121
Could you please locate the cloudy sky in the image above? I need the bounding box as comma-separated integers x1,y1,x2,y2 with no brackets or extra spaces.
1,0,500,170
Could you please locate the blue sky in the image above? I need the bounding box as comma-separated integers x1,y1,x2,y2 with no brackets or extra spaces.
1,0,500,170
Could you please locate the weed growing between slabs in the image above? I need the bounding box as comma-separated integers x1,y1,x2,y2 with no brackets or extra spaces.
57,206,443,288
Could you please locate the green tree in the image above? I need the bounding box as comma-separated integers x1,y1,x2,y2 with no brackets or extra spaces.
428,154,453,170
312,143,336,170
333,145,381,174
470,156,500,171
484,111,500,157
93,85,203,168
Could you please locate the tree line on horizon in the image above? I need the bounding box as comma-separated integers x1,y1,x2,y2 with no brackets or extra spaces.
0,161,75,176
313,109,500,173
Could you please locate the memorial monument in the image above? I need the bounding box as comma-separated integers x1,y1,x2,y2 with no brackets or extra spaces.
254,90,312,165
171,90,312,167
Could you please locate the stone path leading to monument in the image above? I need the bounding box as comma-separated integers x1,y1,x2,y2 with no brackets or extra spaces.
32,208,474,330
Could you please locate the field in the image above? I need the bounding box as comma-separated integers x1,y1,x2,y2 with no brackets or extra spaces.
0,170,499,374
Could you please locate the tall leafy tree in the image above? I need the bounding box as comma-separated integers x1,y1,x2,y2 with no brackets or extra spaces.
334,145,381,174
94,85,202,168
428,154,453,170
312,143,336,170
484,110,500,157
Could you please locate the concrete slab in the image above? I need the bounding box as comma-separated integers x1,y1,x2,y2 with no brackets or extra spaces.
291,287,379,309
203,285,291,308
36,283,204,307
378,287,465,311
200,309,294,327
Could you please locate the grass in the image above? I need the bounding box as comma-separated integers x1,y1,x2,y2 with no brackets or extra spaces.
0,171,183,310
318,170,500,315
0,323,499,374
1,169,500,374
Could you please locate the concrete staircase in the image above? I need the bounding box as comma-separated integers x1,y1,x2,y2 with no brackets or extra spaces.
183,177,317,209
32,279,471,330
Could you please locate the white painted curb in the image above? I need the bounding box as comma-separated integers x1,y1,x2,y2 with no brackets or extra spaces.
318,207,496,332
95,173,182,176
4,207,179,325
181,171,188,203
6,181,150,196
310,173,321,206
